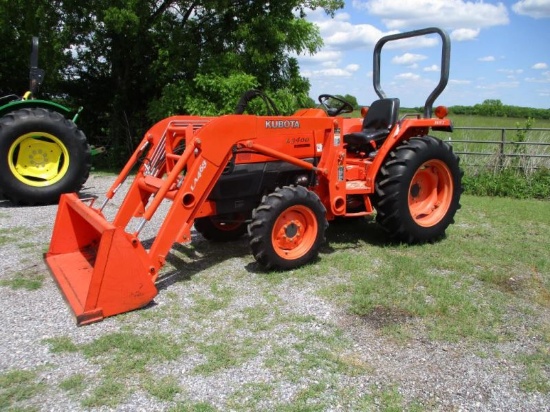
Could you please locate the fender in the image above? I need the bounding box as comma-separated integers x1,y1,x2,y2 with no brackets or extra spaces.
0,99,82,123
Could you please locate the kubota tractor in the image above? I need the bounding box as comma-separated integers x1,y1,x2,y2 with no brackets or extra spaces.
0,37,92,205
45,27,462,325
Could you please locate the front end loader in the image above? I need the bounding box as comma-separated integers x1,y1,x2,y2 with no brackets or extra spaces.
45,27,462,325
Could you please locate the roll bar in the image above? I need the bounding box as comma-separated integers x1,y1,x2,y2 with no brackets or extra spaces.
29,36,45,95
373,27,451,118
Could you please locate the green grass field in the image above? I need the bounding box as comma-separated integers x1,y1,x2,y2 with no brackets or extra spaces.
4,195,542,410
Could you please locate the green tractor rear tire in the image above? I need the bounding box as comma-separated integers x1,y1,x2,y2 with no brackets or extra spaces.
0,107,91,205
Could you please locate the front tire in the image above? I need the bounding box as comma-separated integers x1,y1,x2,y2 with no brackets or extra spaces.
248,186,328,270
0,108,91,205
374,136,462,243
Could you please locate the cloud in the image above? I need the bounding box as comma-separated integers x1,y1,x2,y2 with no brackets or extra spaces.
301,67,359,79
395,72,421,81
306,10,388,50
346,64,360,72
498,69,524,75
524,71,550,83
512,0,550,18
532,62,549,69
449,79,472,85
478,56,496,62
357,0,509,32
392,53,427,65
424,65,439,72
296,50,343,65
476,81,520,90
450,28,480,41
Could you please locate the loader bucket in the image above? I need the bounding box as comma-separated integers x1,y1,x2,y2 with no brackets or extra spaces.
44,193,158,325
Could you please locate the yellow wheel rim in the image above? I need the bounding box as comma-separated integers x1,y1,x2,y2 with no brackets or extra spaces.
7,132,69,187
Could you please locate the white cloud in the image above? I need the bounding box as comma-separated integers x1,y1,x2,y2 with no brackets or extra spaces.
395,72,421,81
346,64,360,72
359,0,509,31
392,53,427,65
306,8,440,51
305,10,388,50
424,65,439,72
450,28,480,41
512,0,550,18
296,50,343,65
301,67,358,79
532,62,549,69
449,79,472,85
476,81,520,90
525,74,550,83
478,56,496,62
498,69,524,75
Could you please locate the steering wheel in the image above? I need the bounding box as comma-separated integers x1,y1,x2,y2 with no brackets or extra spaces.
235,89,280,115
318,94,354,117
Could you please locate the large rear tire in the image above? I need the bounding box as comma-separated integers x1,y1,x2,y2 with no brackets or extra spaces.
373,136,462,243
248,186,328,270
0,108,91,205
194,213,248,241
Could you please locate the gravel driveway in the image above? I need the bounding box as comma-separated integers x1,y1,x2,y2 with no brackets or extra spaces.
0,174,548,411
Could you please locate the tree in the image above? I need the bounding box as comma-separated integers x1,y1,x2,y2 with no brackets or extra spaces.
0,1,68,97
341,94,359,110
60,0,344,162
1,1,344,163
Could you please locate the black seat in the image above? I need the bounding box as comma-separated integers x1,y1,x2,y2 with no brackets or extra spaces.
344,98,400,153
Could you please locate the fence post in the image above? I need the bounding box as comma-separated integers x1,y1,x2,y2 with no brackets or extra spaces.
499,128,505,171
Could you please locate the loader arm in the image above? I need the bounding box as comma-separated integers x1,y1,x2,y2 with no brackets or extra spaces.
45,114,335,325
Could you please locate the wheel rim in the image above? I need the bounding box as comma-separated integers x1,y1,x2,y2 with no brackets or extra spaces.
408,159,454,227
7,132,69,187
272,205,318,260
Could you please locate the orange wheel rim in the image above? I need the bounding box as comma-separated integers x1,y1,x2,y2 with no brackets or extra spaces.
272,205,318,260
408,160,453,227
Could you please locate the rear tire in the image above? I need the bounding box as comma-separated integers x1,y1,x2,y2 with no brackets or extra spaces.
248,186,328,270
194,213,248,241
0,108,91,205
373,136,462,243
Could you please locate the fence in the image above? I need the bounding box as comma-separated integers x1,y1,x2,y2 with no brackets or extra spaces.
443,127,550,173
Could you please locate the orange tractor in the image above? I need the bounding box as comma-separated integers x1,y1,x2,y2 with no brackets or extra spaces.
45,27,462,325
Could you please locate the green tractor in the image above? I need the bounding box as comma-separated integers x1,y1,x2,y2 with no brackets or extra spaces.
0,37,93,205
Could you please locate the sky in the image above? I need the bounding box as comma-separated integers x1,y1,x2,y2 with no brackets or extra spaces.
296,0,550,109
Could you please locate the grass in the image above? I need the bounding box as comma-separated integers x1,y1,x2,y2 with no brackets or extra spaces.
0,226,45,290
42,331,184,408
59,374,87,395
0,270,44,290
330,196,550,342
0,226,35,247
0,369,45,411
6,194,546,409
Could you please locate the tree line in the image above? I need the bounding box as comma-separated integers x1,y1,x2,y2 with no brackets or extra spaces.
445,100,549,120
2,2,548,166
0,0,343,163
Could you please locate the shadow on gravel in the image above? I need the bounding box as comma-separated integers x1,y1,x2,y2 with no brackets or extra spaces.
154,235,252,291
153,216,404,291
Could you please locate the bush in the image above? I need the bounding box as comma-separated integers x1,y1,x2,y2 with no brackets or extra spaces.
463,168,550,199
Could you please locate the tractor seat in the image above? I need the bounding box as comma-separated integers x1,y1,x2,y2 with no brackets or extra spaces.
344,98,400,153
